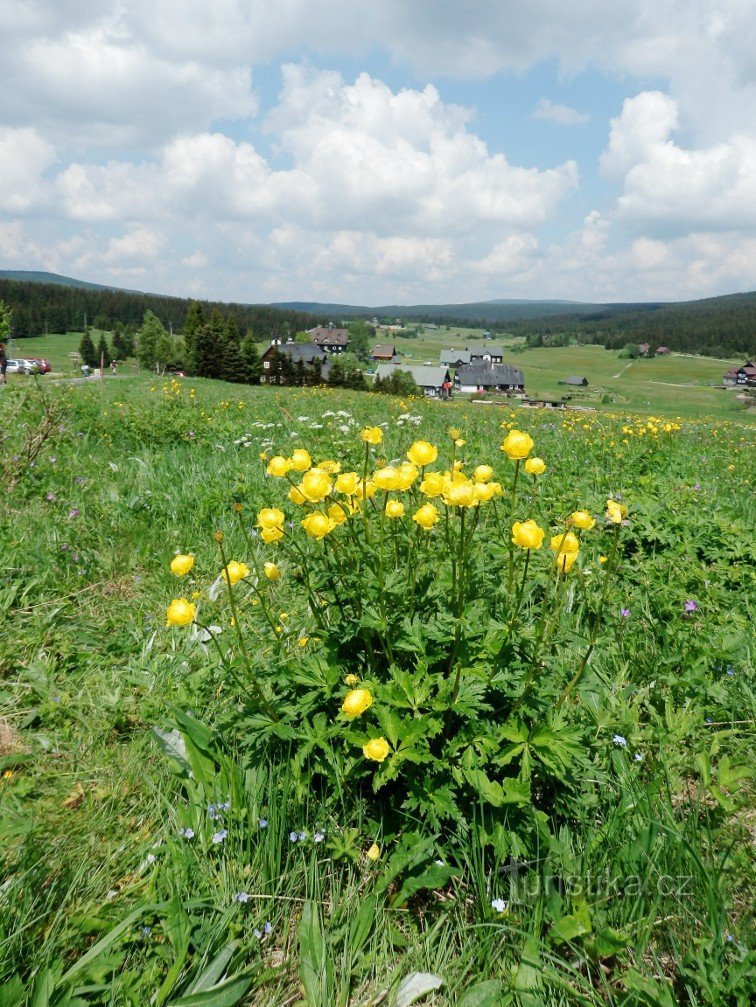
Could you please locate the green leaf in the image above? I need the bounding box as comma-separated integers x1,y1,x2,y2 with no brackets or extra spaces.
186,942,238,993
548,904,592,945
166,974,254,1007
393,972,444,1007
391,863,458,909
299,900,333,1007
513,936,542,1007
458,979,508,1006
347,894,376,957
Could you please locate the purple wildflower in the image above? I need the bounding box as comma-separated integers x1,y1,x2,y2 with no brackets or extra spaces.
69,508,80,518
620,608,631,617
46,493,56,502
684,599,698,612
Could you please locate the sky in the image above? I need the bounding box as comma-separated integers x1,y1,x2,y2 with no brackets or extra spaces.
1,1,756,307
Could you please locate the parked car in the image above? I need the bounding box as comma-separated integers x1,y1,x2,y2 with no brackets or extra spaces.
29,357,52,373
5,358,36,375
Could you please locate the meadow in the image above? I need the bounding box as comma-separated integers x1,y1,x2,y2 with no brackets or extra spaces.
0,374,754,1006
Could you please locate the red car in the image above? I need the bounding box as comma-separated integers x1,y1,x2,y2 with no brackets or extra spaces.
30,357,52,373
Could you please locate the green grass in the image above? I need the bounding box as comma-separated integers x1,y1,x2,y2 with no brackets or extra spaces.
1,376,753,1005
6,331,140,375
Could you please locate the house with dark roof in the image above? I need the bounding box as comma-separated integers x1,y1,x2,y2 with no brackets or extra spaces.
454,362,525,396
723,360,756,387
559,375,589,387
260,342,329,384
467,343,504,363
440,348,472,368
655,346,671,355
306,325,350,353
371,343,399,361
375,363,452,397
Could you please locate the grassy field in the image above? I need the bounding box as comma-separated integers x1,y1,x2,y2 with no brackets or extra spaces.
1,376,753,1005
8,328,752,422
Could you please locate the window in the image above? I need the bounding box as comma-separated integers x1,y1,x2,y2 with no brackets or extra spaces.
263,360,270,369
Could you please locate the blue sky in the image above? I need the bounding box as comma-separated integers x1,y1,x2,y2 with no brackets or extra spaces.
1,1,755,306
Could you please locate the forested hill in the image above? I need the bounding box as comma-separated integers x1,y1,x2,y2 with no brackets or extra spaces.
506,291,756,358
0,275,320,342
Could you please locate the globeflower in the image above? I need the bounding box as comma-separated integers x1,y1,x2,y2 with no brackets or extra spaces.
474,464,494,483
260,527,284,544
373,466,401,491
170,553,194,576
419,471,446,497
501,429,534,460
385,499,405,518
555,551,578,573
412,503,440,530
341,689,373,717
606,499,628,524
329,502,349,525
473,481,498,503
301,512,336,540
300,468,332,503
267,456,291,478
263,562,280,581
335,471,360,496
222,561,250,585
396,462,418,490
571,510,595,530
511,520,545,550
366,843,381,861
288,485,306,505
550,531,579,554
290,449,312,472
524,457,546,475
444,481,477,508
257,508,285,530
166,598,196,627
318,459,341,474
407,441,438,467
361,426,383,445
363,737,390,762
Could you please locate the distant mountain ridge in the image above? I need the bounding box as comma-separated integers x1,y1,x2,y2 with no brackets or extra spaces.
0,269,142,294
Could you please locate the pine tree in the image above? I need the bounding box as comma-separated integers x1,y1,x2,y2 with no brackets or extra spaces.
219,317,245,383
183,301,206,374
96,332,111,368
239,334,261,384
79,329,98,368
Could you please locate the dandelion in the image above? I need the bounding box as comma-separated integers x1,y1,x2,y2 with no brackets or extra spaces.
613,735,627,747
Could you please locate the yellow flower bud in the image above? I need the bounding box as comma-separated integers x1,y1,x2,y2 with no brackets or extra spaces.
166,598,196,626
222,561,250,585
474,465,494,483
170,553,194,576
406,441,438,466
385,499,405,518
344,674,359,685
363,737,390,762
500,429,534,460
412,503,440,530
524,457,546,475
511,520,545,550
366,843,381,861
263,562,280,581
341,689,373,717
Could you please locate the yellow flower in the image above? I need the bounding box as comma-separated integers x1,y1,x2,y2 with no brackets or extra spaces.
556,551,578,573
473,481,498,503
300,468,333,502
344,673,359,685
298,636,309,646
289,485,306,505
267,455,291,477
361,426,383,445
511,520,545,550
448,427,461,440
329,502,349,525
412,503,440,530
301,511,337,539
550,531,579,554
342,688,373,717
444,480,477,507
263,562,280,581
166,598,196,626
373,466,402,491
222,560,250,585
501,429,534,460
524,457,546,475
407,440,438,466
363,737,390,762
170,553,194,576
605,499,627,524
356,478,378,500
335,471,360,496
385,499,405,518
474,464,494,483
455,438,465,447
260,526,284,544
366,843,381,861
257,507,285,530
571,510,595,530
319,459,341,474
419,471,446,497
396,462,419,490
599,555,608,564
290,449,312,472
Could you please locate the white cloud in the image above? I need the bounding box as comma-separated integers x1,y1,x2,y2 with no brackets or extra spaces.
0,127,55,211
533,99,590,125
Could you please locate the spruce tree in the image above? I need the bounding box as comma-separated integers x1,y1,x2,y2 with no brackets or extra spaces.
78,329,98,368
240,334,261,384
219,317,245,383
183,301,206,374
96,332,111,368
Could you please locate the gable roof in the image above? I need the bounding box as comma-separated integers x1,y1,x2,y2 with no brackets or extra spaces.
371,343,397,358
467,343,504,357
440,349,472,366
375,363,450,387
456,362,524,386
564,375,588,385
307,326,350,345
263,342,328,364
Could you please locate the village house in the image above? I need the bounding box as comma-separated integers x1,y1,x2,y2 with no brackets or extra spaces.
559,375,589,387
375,363,452,398
655,346,672,356
723,360,756,387
440,348,472,368
371,343,399,362
260,342,329,384
306,325,350,353
638,343,651,357
467,343,504,363
454,361,525,396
